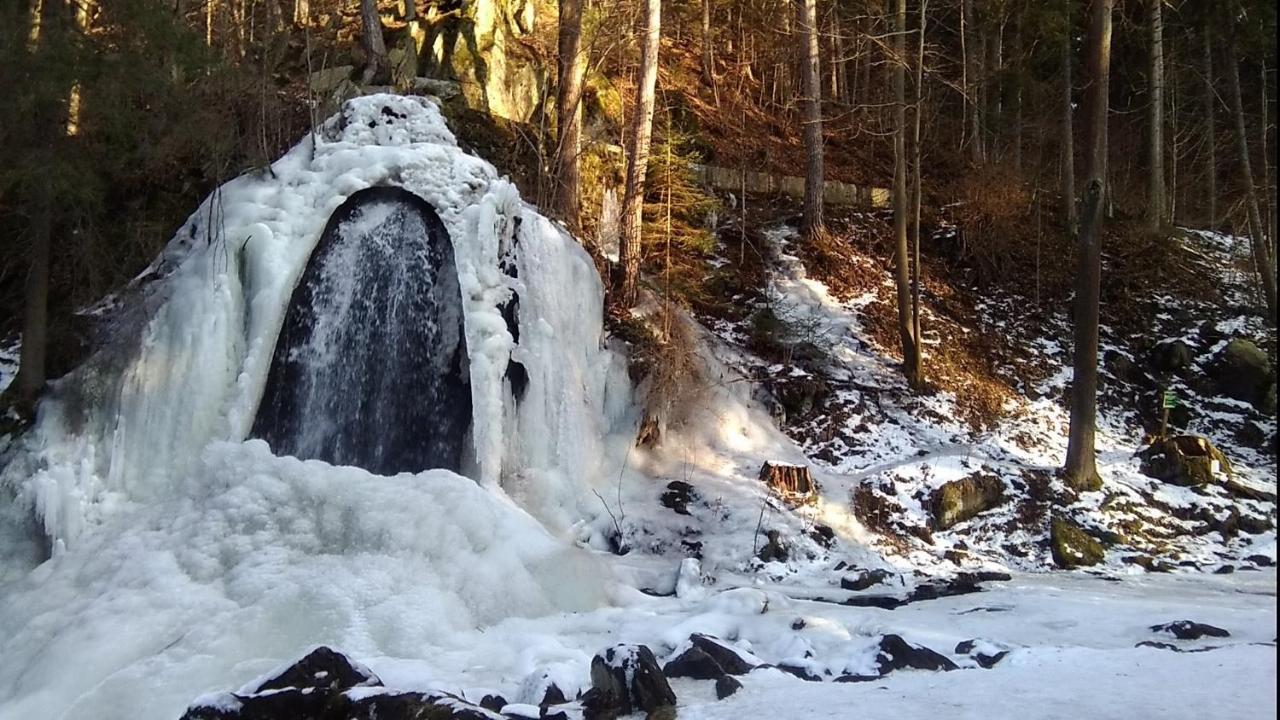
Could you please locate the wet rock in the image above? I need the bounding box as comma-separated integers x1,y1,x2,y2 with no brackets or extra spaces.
1149,340,1194,374
1209,338,1276,414
689,634,758,675
1050,518,1105,569
1138,435,1233,487
1150,621,1230,640
714,675,742,699
180,646,383,720
660,481,697,515
840,568,894,591
931,473,1006,530
585,644,676,719
872,634,959,674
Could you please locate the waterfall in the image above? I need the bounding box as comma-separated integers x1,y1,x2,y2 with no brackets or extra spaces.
250,186,471,475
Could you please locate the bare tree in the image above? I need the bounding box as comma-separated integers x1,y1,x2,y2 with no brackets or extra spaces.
619,0,662,305
963,0,981,162
1063,0,1113,492
359,0,388,85
798,0,825,241
912,0,928,357
891,0,921,388
553,0,587,235
1061,0,1077,234
701,0,714,85
1201,22,1216,229
1147,0,1165,230
1225,26,1278,323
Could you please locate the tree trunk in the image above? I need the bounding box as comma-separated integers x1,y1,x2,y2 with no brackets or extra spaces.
1202,23,1216,230
701,0,714,85
1063,0,1113,493
1225,32,1278,324
359,0,388,84
1261,64,1275,251
799,0,824,241
911,0,928,365
1147,0,1165,230
963,0,979,162
553,0,586,236
1061,0,1077,233
1010,9,1023,174
619,0,662,306
891,0,919,387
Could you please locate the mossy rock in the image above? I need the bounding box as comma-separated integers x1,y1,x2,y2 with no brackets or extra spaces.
1050,518,1105,569
931,473,1005,530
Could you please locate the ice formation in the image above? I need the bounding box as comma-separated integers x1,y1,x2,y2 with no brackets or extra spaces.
0,95,633,719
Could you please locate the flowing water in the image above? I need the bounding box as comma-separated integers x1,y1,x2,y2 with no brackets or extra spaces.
251,186,471,474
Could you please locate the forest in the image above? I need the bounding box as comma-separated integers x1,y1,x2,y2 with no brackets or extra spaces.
0,1,1276,719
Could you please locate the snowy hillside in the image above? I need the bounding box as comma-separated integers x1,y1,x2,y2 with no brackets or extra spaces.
0,96,1275,720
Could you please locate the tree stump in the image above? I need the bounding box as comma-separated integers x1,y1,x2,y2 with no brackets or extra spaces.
759,461,817,505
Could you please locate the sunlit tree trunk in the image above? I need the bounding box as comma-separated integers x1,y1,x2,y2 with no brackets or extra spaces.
553,0,586,235
1202,23,1216,230
1060,0,1076,234
359,0,389,84
891,0,920,388
1063,0,1112,492
798,0,825,241
619,0,662,305
1147,0,1165,230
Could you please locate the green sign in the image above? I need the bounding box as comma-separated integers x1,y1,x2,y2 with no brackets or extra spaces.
1162,390,1177,409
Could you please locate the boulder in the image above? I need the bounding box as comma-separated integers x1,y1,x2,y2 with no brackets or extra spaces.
325,690,501,720
872,634,958,674
1209,338,1276,414
1138,435,1233,487
663,647,725,680
585,644,676,719
688,634,758,675
840,568,894,591
250,646,380,695
1149,340,1194,374
714,675,743,699
954,639,1010,668
1050,518,1104,569
1150,621,1230,640
930,474,1005,530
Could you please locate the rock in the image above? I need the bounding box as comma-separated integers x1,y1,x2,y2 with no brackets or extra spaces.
689,634,758,675
1214,564,1236,574
808,523,836,548
759,461,818,504
660,480,697,515
329,690,501,720
714,675,742,699
1123,555,1175,573
757,529,788,563
309,66,356,96
479,695,507,713
1104,349,1141,383
586,644,676,719
774,663,823,682
412,76,463,100
1209,338,1276,414
249,646,381,696
840,568,894,591
1234,421,1269,450
931,473,1006,530
663,646,725,680
1138,435,1233,487
1149,340,1194,374
1246,554,1275,567
872,634,959,675
1050,518,1105,569
954,639,1010,669
1150,621,1230,640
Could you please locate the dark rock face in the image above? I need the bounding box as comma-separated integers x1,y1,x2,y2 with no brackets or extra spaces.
1149,340,1194,374
1151,621,1231,640
252,187,471,475
585,644,676,719
931,474,1005,530
1209,338,1276,414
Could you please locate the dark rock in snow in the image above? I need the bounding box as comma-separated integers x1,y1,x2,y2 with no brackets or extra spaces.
1237,513,1274,535
840,568,893,591
773,663,824,682
757,529,788,563
714,674,743,699
1151,621,1230,640
689,634,758,675
663,647,726,680
1209,338,1276,414
1246,554,1275,567
327,690,501,720
1149,340,1194,374
872,634,959,675
954,639,1010,668
1214,564,1236,574
479,694,506,713
585,644,676,719
808,523,836,548
660,481,697,515
1050,518,1105,569
249,646,381,696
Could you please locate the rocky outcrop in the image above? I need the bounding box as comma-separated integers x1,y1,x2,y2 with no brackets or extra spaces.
930,473,1005,530
584,644,676,719
1050,518,1104,569
1138,435,1233,487
1209,338,1276,414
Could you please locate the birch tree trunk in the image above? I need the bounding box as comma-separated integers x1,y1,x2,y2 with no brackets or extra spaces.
619,0,662,306
1063,0,1113,492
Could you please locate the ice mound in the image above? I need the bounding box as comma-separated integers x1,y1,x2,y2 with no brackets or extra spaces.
0,94,631,720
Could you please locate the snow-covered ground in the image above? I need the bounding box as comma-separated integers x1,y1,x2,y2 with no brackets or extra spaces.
0,95,1274,720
